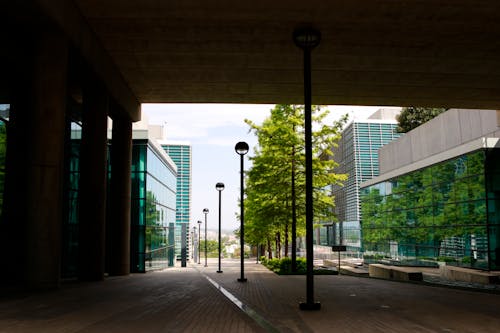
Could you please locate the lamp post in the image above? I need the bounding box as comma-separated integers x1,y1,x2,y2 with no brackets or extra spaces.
191,229,195,261
197,220,202,264
293,25,321,311
203,208,209,267
235,141,249,282
215,182,225,273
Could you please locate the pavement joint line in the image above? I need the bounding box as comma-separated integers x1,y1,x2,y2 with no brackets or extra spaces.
202,273,280,333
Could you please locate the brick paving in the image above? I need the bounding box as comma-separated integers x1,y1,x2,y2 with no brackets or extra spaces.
0,266,264,333
198,259,500,332
1,258,500,332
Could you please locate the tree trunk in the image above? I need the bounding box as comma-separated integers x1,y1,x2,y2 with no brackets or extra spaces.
267,238,272,259
276,232,282,259
291,142,297,271
285,221,289,257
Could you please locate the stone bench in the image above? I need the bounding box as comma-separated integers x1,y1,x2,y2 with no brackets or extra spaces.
440,266,500,284
323,259,369,277
369,264,423,282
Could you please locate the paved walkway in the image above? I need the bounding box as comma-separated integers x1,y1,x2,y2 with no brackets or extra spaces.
1,258,500,332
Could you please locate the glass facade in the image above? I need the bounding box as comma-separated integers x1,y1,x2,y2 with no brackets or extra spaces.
61,121,82,278
360,149,500,270
63,133,177,276
130,140,177,272
326,121,400,254
162,144,192,259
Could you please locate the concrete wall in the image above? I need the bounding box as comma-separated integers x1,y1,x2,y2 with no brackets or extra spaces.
379,109,499,174
367,107,401,120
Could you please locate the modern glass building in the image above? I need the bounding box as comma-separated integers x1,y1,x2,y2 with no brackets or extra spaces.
161,143,192,260
361,149,500,270
61,119,83,278
360,109,500,271
327,108,401,253
62,123,177,277
129,138,177,272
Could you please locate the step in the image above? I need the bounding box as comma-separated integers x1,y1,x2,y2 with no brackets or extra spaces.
440,266,500,285
369,264,423,282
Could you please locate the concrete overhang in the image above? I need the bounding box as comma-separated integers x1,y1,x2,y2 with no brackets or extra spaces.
6,1,500,114
73,0,500,109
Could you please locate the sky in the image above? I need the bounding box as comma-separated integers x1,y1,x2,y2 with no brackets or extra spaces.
142,103,385,232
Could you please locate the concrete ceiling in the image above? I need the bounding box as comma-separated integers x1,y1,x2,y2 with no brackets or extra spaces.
73,0,500,108
13,1,500,110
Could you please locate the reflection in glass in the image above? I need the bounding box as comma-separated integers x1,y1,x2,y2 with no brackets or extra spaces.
130,142,177,272
361,149,500,270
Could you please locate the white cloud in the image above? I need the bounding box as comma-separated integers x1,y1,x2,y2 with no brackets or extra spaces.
142,103,273,143
141,103,395,145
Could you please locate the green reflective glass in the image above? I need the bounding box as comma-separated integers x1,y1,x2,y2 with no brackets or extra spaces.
360,150,496,270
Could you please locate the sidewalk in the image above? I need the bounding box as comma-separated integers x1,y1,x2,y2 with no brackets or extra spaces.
1,258,500,332
201,259,500,332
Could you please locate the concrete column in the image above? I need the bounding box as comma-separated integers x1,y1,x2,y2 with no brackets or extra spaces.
107,112,132,276
1,30,68,289
78,75,109,281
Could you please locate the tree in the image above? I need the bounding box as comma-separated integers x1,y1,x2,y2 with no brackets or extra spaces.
199,240,219,257
243,104,347,261
396,107,447,133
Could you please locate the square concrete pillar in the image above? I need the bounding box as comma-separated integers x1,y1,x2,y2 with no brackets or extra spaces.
78,75,109,281
107,111,132,276
2,29,68,289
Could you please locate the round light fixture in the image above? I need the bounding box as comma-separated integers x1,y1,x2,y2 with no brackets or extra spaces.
235,141,249,155
293,26,321,50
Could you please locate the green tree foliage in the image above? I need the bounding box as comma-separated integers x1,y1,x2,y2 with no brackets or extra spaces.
145,191,169,253
396,107,447,133
199,240,219,257
244,104,347,258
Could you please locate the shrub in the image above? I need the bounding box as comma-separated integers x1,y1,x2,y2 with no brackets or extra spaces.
263,258,280,272
259,256,335,275
461,256,472,264
437,256,456,263
296,257,307,274
279,257,292,273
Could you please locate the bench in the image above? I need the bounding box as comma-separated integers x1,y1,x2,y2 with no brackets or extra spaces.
369,264,423,282
440,266,500,284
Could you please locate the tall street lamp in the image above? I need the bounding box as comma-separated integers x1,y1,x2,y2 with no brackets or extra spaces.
197,220,202,264
191,228,195,261
215,182,225,273
203,208,209,267
235,141,249,282
293,25,321,311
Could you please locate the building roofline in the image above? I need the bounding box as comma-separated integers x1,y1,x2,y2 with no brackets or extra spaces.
157,139,191,146
361,137,500,188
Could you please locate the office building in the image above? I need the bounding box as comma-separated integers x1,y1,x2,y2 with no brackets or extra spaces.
327,108,401,253
161,142,192,260
129,122,178,272
62,118,177,277
360,109,500,270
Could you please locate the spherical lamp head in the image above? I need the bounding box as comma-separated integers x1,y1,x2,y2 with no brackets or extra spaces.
293,26,321,50
215,182,225,191
235,141,249,155
203,208,209,214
